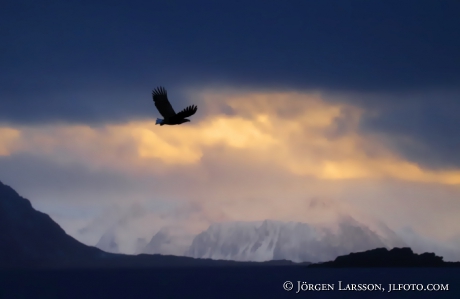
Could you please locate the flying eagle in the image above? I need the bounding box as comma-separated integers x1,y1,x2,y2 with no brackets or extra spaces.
152,86,198,126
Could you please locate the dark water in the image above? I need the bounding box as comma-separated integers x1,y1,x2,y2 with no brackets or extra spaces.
0,267,458,299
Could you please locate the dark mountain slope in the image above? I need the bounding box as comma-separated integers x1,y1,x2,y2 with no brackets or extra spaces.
0,181,105,267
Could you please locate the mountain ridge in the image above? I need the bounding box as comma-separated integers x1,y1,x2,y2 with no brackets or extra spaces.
309,247,460,268
1,180,458,269
183,217,405,263
0,180,106,267
0,180,309,268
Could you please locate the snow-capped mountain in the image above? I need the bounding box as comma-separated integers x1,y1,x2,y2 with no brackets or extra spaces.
143,226,195,256
185,217,406,263
134,238,148,254
95,228,120,254
95,195,410,263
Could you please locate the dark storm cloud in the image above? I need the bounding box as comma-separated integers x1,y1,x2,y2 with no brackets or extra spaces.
360,91,460,169
1,0,460,124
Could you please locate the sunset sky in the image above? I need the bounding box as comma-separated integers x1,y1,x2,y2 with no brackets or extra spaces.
1,1,460,258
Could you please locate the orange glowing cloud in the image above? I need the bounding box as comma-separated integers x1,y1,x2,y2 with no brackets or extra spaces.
0,128,21,156
1,89,460,185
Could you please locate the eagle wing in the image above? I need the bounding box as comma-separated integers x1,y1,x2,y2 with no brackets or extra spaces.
152,86,176,118
176,105,198,119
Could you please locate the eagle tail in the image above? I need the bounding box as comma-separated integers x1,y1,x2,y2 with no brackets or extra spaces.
155,118,164,125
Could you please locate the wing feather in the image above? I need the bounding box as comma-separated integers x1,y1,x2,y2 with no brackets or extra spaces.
176,105,198,119
152,86,176,118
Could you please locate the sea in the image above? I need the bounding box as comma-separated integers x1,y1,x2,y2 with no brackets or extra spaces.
0,267,458,299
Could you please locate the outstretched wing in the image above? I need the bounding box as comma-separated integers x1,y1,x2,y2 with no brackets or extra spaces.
152,86,176,118
176,105,198,119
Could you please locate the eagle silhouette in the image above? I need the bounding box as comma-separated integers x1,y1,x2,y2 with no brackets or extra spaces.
152,86,198,126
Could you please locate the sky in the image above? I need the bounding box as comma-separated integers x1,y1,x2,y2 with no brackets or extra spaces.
1,0,460,259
